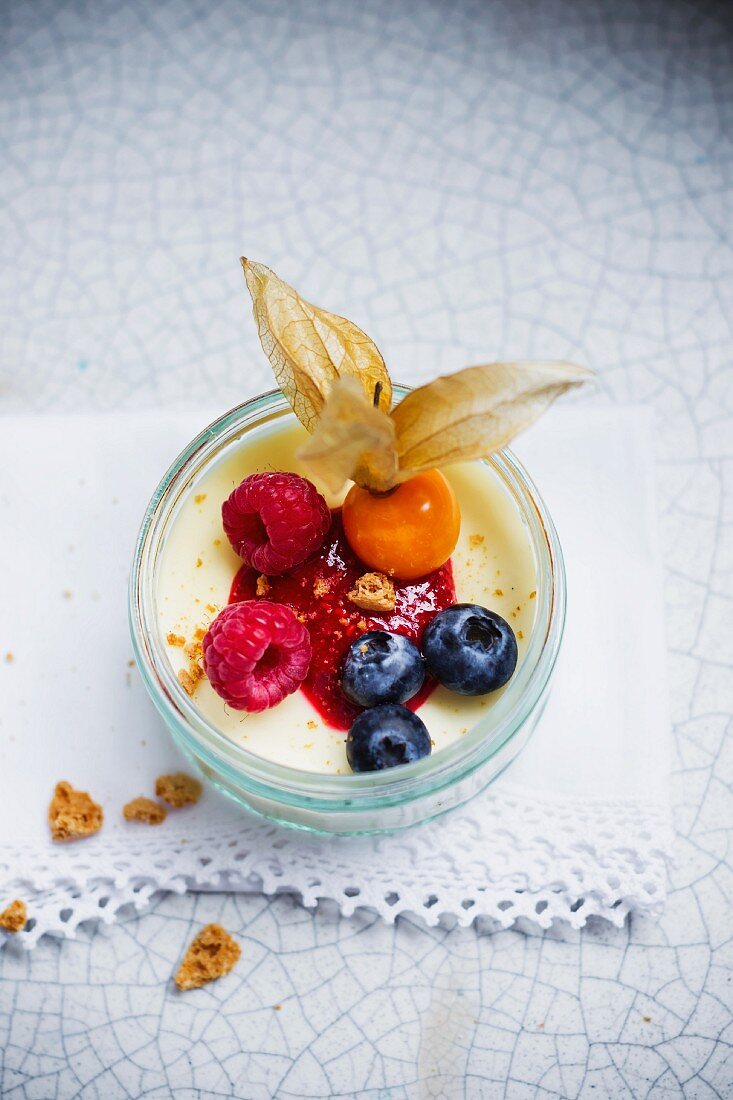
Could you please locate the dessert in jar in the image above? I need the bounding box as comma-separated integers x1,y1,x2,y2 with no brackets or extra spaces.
150,260,589,780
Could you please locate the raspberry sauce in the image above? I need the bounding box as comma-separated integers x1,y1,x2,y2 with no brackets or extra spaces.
229,511,456,730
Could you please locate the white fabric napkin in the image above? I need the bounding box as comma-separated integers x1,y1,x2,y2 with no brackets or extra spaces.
0,406,672,947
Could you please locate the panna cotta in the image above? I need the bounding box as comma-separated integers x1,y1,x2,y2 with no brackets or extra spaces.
157,417,539,774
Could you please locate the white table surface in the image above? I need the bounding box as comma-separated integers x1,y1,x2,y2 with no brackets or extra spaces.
1,0,732,1096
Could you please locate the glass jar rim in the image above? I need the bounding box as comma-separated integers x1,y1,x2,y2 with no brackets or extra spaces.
129,387,565,812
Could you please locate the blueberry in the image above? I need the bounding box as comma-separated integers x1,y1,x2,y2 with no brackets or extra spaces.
346,704,432,772
422,603,518,695
341,630,425,707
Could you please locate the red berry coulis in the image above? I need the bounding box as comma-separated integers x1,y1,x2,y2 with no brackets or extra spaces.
229,511,456,730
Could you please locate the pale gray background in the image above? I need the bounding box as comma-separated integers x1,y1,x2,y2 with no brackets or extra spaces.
1,0,732,1096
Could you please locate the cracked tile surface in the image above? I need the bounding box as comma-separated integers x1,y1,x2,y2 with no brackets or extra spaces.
1,0,732,1095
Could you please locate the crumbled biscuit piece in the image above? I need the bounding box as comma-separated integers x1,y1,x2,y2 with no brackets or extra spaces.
307,719,317,730
194,493,207,504
48,781,103,842
167,633,186,647
184,639,203,661
0,899,27,933
178,666,203,695
313,578,330,598
256,575,271,597
494,588,504,597
155,772,203,808
529,590,537,600
196,558,203,568
347,572,396,613
123,797,167,825
205,603,218,614
174,923,241,991
469,534,485,548
357,619,368,631
193,626,206,641
4,652,13,664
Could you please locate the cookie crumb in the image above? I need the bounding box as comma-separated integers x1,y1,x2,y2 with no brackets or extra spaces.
178,665,203,695
357,619,368,631
517,630,524,640
48,781,103,842
313,578,330,598
156,772,203,808
348,572,396,612
193,626,206,641
494,589,504,597
4,652,13,664
194,493,207,504
256,575,271,597
529,590,536,600
123,797,167,825
0,899,27,933
469,534,485,548
167,633,186,647
205,603,218,615
196,558,203,568
174,923,241,990
184,639,203,661
307,719,317,730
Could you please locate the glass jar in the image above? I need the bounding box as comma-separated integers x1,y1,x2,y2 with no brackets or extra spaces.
129,387,565,835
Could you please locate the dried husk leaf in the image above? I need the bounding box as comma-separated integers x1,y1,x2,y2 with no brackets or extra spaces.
241,259,391,432
391,361,592,475
297,377,399,494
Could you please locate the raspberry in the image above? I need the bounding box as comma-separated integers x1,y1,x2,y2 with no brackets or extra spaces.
222,472,331,576
202,601,311,711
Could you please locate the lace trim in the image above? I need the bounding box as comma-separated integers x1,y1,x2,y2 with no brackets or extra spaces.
1,784,672,948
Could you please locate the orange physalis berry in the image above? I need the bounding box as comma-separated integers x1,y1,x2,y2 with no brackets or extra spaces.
342,469,461,580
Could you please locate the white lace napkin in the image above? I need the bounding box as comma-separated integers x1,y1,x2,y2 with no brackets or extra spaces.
0,406,672,947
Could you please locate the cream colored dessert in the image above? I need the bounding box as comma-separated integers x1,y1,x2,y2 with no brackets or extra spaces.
157,418,539,774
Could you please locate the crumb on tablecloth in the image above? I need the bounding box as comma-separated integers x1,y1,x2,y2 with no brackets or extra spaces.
123,797,167,825
174,923,241,990
48,781,103,841
0,899,27,933
155,772,202,808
